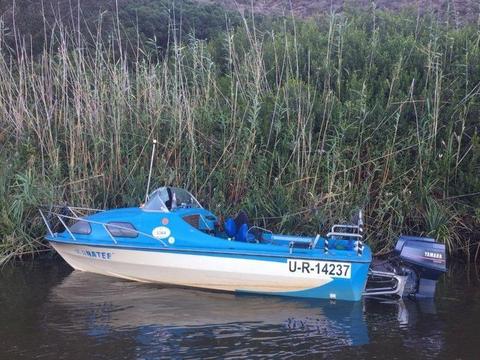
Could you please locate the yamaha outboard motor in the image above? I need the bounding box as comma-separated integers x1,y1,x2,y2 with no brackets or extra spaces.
366,235,446,298
393,236,446,297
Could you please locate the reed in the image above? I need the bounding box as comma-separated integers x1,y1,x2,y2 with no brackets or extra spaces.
0,6,479,264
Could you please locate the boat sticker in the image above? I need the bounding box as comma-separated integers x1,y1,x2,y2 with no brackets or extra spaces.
152,226,171,239
75,249,112,260
168,236,175,244
287,259,351,279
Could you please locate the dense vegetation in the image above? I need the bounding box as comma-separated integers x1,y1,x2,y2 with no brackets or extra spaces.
0,0,243,56
0,2,479,264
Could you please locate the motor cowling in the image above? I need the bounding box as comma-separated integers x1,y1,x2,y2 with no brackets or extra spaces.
394,235,447,298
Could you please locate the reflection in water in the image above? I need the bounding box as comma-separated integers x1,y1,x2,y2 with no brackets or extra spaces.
47,271,369,353
2,260,479,359
364,297,445,358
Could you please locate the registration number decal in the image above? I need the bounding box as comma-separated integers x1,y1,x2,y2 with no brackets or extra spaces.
288,259,351,279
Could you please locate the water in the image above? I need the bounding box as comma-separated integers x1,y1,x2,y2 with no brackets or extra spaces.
1,259,479,359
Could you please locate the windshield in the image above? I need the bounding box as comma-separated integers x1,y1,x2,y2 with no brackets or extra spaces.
142,187,202,211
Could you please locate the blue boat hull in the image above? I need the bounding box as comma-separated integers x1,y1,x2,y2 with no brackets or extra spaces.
49,240,370,301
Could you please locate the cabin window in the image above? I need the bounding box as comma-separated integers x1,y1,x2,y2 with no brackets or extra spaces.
106,222,138,238
183,214,200,229
69,220,92,235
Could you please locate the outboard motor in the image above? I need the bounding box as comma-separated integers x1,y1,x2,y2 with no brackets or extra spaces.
393,236,446,298
366,235,446,299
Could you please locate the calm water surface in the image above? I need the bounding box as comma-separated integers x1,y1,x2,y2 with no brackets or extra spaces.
1,258,479,359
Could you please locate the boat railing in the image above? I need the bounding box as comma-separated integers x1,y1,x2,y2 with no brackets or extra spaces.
39,205,103,237
39,207,168,247
45,205,106,216
326,223,364,256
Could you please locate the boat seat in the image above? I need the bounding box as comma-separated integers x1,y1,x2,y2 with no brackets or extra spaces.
224,218,237,238
236,223,256,243
223,211,256,242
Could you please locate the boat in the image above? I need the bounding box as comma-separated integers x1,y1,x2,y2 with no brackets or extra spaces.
40,187,447,302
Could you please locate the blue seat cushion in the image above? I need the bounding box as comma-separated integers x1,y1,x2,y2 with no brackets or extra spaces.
224,218,237,238
236,223,255,243
236,223,248,242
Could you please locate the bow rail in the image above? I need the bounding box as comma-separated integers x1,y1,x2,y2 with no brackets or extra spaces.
38,206,168,247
